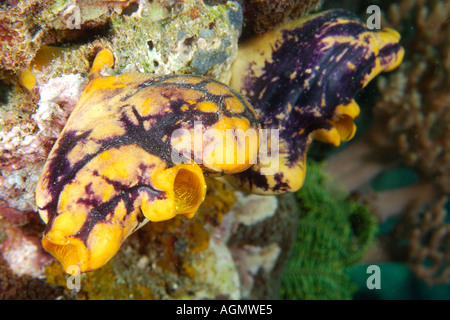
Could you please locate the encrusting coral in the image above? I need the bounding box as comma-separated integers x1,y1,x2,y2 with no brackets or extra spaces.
110,0,243,82
0,0,49,72
228,191,299,299
241,0,323,35
0,201,77,298
0,202,51,278
0,0,134,73
0,255,70,299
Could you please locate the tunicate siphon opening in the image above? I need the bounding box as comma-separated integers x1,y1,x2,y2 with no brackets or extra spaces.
174,168,204,214
42,237,83,273
332,114,356,142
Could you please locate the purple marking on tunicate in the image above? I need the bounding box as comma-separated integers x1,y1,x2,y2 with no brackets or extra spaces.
240,9,401,166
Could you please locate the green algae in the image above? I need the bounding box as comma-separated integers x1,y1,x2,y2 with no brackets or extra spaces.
281,160,378,299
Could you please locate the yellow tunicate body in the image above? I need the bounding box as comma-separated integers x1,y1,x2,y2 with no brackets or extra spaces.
36,49,260,273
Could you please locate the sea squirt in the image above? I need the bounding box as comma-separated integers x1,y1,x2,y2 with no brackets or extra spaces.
35,49,260,272
225,9,405,194
36,8,405,273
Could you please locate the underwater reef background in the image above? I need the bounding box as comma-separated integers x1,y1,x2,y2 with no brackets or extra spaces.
0,0,449,299
318,0,450,299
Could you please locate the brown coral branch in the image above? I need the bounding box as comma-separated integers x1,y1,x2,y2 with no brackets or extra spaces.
403,196,450,285
361,182,435,223
323,136,390,193
241,0,323,35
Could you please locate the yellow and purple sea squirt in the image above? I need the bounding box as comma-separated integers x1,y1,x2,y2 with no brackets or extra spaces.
35,9,404,273
225,9,405,194
35,49,260,273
